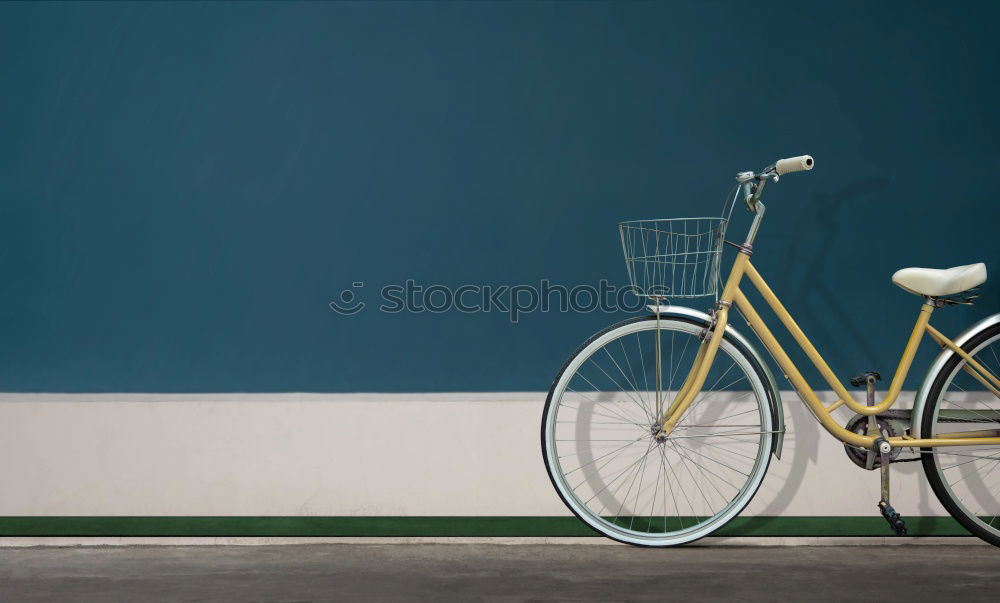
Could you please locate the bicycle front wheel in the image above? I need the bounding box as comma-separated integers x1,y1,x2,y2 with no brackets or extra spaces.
541,315,774,546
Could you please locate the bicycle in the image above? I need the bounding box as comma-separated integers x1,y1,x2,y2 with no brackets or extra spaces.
541,155,1000,546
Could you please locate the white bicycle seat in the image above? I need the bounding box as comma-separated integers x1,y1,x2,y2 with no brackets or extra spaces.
891,263,987,297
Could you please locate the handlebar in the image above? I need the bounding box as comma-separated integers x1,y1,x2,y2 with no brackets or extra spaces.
732,154,816,248
735,154,815,217
774,155,814,175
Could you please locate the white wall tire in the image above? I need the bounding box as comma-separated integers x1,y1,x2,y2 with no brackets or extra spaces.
541,316,773,547
920,324,1000,547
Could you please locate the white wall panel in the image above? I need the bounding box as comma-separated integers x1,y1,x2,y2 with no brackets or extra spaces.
0,393,947,517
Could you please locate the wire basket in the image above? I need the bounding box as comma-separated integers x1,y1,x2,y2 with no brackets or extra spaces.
619,217,728,300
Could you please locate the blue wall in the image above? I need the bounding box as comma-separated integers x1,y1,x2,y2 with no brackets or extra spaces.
1,1,997,392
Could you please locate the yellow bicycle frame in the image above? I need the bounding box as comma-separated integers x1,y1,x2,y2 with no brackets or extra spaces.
659,251,1000,450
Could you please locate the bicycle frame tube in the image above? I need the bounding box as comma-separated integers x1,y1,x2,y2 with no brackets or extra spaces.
660,254,1000,449
658,253,748,433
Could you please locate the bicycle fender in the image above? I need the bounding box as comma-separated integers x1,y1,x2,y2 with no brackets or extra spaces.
647,304,786,459
911,312,1000,439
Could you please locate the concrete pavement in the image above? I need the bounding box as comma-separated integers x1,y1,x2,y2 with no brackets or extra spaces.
2,543,999,601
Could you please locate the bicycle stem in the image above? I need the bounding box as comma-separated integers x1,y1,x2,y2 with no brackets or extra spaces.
744,201,766,249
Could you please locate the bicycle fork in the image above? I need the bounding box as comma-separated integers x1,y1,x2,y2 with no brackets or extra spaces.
655,304,731,440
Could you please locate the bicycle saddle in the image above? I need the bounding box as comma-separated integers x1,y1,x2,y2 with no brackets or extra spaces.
891,263,987,297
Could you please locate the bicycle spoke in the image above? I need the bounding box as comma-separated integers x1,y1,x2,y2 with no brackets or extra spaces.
665,331,692,409
565,386,648,428
589,441,657,509
579,362,652,424
925,333,1000,544
602,345,651,417
667,430,778,440
613,440,654,528
561,434,649,474
617,337,647,410
671,440,745,490
669,440,719,515
679,360,741,422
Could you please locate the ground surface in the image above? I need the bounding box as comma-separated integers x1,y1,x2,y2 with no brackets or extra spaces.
2,543,999,601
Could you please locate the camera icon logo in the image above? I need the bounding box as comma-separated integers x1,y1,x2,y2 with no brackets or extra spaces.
329,282,366,315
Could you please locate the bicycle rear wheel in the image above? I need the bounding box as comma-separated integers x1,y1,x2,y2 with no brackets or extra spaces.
541,315,774,546
920,322,1000,546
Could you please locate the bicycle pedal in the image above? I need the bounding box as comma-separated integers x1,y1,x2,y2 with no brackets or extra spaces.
878,501,907,536
849,371,882,388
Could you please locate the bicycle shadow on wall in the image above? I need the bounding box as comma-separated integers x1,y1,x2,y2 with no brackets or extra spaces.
750,178,897,521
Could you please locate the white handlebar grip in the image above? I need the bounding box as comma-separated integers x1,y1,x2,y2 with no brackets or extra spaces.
775,155,814,175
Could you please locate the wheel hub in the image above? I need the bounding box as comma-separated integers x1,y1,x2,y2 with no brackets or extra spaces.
651,424,668,443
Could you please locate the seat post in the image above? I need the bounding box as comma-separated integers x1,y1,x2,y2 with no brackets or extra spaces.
926,290,981,308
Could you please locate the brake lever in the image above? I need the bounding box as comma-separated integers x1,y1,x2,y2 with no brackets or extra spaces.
737,165,779,212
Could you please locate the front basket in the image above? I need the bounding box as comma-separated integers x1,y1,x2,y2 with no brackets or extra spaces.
618,217,727,300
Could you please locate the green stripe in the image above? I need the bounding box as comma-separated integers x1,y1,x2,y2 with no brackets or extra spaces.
0,516,970,537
